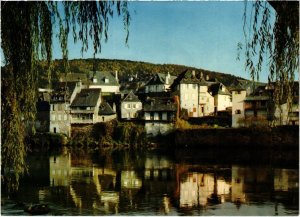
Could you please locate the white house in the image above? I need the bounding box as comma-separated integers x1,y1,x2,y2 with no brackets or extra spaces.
144,72,176,93
198,79,215,116
143,97,177,136
170,70,201,117
209,82,232,112
170,69,218,117
121,91,142,119
88,71,120,93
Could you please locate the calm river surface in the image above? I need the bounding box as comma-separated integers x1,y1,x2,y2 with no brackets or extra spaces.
1,147,299,216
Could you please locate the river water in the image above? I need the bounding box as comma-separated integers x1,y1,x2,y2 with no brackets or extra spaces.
1,147,299,216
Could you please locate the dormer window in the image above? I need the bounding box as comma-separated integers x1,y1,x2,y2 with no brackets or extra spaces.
93,77,97,83
104,78,109,83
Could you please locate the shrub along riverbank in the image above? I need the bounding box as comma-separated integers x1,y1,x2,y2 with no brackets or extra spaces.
29,122,298,151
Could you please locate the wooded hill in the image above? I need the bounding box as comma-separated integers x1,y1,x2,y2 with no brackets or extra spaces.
37,58,247,88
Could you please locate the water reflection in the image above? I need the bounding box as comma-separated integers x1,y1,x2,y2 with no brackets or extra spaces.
1,148,298,216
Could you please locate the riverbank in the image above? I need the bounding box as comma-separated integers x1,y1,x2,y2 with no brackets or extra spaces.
170,125,299,149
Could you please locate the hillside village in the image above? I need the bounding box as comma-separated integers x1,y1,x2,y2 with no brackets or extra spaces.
36,67,299,137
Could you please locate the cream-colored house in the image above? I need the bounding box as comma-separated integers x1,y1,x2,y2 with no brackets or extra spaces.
121,91,142,119
70,88,102,124
49,81,82,136
209,82,232,112
231,87,247,128
198,79,215,116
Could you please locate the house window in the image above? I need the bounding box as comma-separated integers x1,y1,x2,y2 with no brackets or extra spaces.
87,107,90,110
58,114,61,121
51,114,56,121
133,104,136,109
235,110,241,114
127,104,131,109
53,127,56,133
136,104,139,109
64,115,67,121
237,91,241,94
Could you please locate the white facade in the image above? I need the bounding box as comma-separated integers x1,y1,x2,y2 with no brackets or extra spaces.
121,101,142,119
232,90,247,128
198,86,215,116
89,85,119,93
214,94,232,111
179,83,199,117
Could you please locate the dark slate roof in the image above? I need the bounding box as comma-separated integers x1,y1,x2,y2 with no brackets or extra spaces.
122,91,141,102
143,97,177,112
88,71,119,86
170,69,200,89
146,73,176,86
209,83,231,96
71,89,101,107
59,73,88,83
98,102,116,115
51,82,77,103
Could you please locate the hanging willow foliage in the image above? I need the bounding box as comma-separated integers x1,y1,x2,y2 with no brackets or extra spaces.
241,1,299,112
1,1,130,192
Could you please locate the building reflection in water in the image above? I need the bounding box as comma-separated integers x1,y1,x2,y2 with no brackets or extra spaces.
45,150,298,215
274,169,299,192
179,172,230,207
49,152,119,214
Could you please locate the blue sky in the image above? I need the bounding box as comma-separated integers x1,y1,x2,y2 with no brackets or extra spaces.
53,1,274,82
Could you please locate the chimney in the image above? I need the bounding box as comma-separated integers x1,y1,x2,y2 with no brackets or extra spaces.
192,70,196,78
166,72,170,84
206,74,210,81
115,70,119,82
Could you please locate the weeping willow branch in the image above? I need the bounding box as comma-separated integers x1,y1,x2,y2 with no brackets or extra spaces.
241,1,299,111
1,1,130,192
